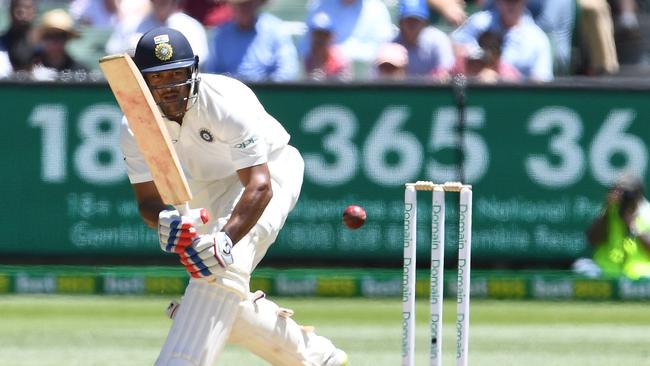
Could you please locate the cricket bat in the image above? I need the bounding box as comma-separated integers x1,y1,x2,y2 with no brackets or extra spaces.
99,54,192,214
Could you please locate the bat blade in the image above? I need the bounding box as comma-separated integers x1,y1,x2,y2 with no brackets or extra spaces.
99,54,192,208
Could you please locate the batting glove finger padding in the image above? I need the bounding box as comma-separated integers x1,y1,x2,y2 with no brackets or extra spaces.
178,245,219,265
158,225,198,238
158,208,209,253
159,229,197,253
183,255,225,278
179,232,234,278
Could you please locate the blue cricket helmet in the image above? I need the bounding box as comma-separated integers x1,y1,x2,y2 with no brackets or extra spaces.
133,27,201,119
133,27,198,73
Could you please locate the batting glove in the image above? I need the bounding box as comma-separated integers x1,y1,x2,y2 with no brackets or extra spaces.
180,232,234,278
158,208,209,254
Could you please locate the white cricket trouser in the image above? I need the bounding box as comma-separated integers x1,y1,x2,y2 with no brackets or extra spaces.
163,290,339,366
157,145,321,366
228,291,338,366
155,280,241,366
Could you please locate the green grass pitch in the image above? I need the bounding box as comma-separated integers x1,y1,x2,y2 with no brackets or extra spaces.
1,295,649,366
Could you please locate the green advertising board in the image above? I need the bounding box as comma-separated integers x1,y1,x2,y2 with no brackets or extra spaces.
2,82,649,266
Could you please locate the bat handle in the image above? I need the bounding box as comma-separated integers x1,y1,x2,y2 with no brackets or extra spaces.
175,202,190,216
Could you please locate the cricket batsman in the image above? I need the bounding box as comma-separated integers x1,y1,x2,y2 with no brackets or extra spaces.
120,27,348,366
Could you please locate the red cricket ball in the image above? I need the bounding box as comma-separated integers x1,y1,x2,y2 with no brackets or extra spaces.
343,205,366,229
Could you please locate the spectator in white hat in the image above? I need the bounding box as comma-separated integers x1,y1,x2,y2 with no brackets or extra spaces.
374,42,409,80
33,9,88,73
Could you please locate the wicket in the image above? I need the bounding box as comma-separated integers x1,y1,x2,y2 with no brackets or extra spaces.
403,181,473,366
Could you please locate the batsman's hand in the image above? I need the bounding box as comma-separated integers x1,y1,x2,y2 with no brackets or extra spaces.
180,232,234,278
158,208,209,254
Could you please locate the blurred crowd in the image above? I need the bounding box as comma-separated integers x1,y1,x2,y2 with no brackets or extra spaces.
0,0,646,83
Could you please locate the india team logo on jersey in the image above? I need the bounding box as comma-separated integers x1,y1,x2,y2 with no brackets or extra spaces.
199,128,214,142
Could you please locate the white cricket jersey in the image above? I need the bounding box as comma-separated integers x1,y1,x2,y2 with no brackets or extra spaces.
120,74,291,185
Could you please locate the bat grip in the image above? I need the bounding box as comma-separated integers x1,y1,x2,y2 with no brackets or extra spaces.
175,202,190,216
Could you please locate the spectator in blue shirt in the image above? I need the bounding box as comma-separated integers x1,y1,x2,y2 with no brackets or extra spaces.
105,0,208,66
483,0,575,75
204,0,299,82
394,0,455,80
300,0,394,66
452,0,553,82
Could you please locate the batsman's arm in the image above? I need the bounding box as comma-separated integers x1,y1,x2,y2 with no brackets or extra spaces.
132,181,169,228
221,163,273,245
